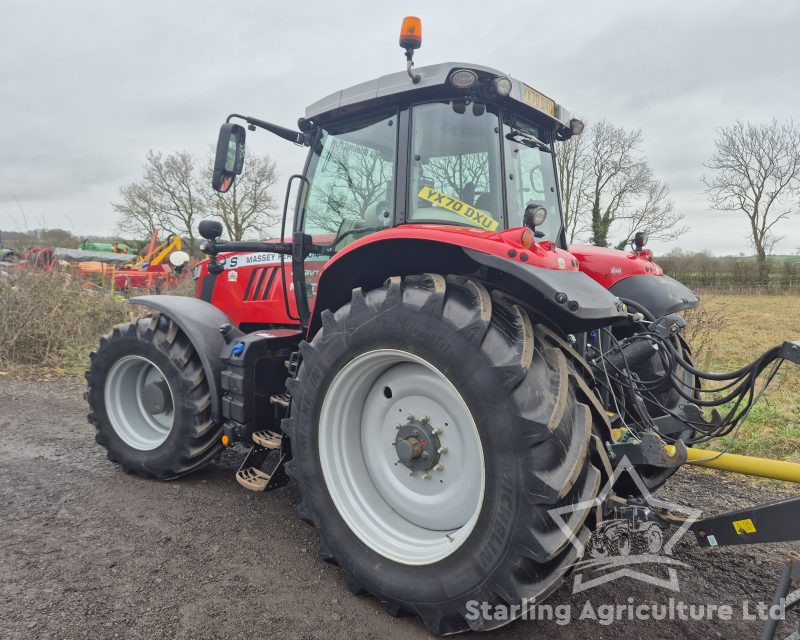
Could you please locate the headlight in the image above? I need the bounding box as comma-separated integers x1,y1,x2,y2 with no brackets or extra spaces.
449,69,478,89
493,77,512,96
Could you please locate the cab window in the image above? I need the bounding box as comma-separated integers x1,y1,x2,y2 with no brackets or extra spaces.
408,101,504,231
502,115,561,241
302,110,397,248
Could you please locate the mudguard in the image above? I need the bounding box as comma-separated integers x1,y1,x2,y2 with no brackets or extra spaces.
465,249,627,331
609,274,699,317
308,238,627,336
130,295,234,422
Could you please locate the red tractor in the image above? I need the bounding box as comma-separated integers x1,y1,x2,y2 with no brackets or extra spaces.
86,18,800,635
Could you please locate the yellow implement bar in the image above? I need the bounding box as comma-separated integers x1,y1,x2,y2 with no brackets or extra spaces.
664,445,800,484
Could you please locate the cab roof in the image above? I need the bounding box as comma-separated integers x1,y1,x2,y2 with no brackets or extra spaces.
304,62,573,133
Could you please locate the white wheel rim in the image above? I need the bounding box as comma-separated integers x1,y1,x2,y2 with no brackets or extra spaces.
104,355,175,451
318,349,485,565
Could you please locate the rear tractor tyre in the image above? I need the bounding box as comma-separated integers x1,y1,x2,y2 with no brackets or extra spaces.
85,314,222,479
284,274,603,634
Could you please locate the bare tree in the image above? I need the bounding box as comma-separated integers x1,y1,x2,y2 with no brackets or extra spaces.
587,120,650,247
613,179,687,250
113,181,164,239
144,151,205,255
204,152,280,240
555,128,592,243
703,119,800,283
114,151,206,254
572,119,687,249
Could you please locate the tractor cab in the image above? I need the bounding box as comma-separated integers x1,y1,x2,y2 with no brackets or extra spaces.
298,62,577,248
214,63,581,242
207,25,586,328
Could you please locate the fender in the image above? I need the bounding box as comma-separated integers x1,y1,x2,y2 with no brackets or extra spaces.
465,249,627,331
609,274,699,317
567,244,698,317
309,238,626,336
130,295,234,422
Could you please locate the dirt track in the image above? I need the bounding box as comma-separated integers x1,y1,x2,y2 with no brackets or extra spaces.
1,376,798,639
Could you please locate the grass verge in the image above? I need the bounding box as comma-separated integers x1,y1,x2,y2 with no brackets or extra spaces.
687,291,800,462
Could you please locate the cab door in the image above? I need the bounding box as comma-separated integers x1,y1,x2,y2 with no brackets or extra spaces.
293,109,399,324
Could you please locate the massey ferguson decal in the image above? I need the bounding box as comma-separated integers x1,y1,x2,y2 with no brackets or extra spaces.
222,252,283,269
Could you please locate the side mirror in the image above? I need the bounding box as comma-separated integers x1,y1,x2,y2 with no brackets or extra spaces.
198,219,223,240
212,123,246,193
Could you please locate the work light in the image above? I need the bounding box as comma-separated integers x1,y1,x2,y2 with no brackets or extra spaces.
524,204,547,229
449,69,478,89
493,77,513,96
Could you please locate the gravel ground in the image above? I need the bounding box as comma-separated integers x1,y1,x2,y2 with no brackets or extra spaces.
1,375,798,639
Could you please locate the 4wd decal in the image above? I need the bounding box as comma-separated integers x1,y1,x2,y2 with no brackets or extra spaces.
417,186,500,231
223,252,283,270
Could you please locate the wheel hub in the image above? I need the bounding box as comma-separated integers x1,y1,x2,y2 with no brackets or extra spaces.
140,380,172,415
393,418,441,471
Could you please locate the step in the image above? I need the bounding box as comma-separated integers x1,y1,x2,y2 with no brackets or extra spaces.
252,430,282,449
235,467,271,491
270,392,291,408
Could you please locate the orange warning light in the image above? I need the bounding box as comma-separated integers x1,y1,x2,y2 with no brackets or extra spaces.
399,16,422,50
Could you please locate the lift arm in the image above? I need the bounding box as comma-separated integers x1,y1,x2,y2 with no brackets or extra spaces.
691,497,800,547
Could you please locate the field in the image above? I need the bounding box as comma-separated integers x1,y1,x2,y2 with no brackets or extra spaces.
685,292,800,461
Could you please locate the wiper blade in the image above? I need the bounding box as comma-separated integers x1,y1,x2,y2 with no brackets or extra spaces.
506,129,552,153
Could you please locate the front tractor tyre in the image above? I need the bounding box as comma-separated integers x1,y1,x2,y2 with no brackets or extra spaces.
284,274,603,634
85,314,222,479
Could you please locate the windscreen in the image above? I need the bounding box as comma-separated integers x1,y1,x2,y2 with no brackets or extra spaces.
408,101,503,231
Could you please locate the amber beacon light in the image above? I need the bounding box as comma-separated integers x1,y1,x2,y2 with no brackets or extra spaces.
399,16,422,49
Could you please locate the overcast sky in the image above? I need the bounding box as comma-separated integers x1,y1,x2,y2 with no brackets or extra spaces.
2,0,799,255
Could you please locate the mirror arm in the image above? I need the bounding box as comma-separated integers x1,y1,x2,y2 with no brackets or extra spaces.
202,238,293,274
203,239,293,257
226,113,310,145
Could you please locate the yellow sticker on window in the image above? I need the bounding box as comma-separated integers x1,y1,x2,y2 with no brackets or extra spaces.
732,518,756,535
521,84,556,117
416,186,499,231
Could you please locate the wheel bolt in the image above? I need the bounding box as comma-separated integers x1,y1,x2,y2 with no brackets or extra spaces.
434,463,444,472
421,415,430,423
408,470,415,476
437,446,448,454
407,414,416,421
422,472,432,480
396,424,402,430
432,428,443,435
